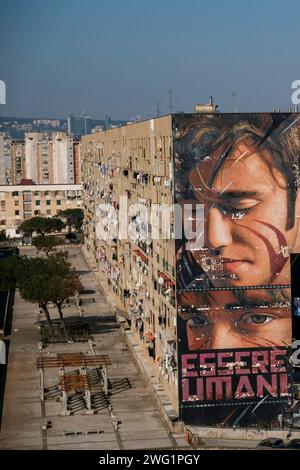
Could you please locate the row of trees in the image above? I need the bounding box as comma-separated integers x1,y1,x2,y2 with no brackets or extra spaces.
18,209,84,257
19,208,83,238
0,209,85,341
0,253,82,341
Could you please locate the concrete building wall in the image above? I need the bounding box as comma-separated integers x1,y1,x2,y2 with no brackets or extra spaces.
0,133,5,185
0,133,12,185
53,133,65,184
174,112,299,427
82,116,178,409
82,112,300,428
66,136,75,184
25,132,40,182
74,141,81,184
1,133,81,186
38,140,52,184
22,132,81,185
11,140,26,185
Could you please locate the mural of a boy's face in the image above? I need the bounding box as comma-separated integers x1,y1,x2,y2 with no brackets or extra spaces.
179,289,291,351
187,140,300,287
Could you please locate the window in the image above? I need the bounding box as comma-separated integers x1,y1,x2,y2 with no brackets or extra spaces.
15,210,19,215
36,200,40,206
46,200,51,206
12,191,19,196
56,200,61,205
23,192,31,202
0,220,6,225
14,200,19,206
46,209,51,215
34,210,40,215
1,201,5,209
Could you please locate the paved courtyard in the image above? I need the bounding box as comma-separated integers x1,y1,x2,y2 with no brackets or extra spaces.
0,248,187,450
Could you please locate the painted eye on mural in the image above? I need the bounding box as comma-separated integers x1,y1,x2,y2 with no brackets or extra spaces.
216,204,250,220
188,314,209,327
238,313,275,325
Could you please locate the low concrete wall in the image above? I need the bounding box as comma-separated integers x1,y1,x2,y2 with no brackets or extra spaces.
186,425,300,441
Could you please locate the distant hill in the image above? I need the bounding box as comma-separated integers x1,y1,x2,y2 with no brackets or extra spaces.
0,116,128,139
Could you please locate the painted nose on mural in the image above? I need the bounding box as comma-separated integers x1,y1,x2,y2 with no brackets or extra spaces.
208,207,233,250
208,321,236,349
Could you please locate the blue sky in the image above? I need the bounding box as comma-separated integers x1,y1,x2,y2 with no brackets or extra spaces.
0,0,300,119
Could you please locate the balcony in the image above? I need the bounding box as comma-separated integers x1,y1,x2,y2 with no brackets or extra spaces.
157,271,175,306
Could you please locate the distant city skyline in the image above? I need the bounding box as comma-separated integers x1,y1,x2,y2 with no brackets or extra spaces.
1,0,300,119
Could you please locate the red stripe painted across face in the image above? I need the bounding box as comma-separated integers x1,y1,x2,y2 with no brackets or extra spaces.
232,221,287,281
253,219,287,248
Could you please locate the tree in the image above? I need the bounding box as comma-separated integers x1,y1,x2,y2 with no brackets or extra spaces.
17,257,56,336
19,255,82,340
0,253,82,341
19,216,65,237
0,231,10,248
0,230,7,242
56,209,84,233
45,256,82,340
33,235,65,257
0,255,19,291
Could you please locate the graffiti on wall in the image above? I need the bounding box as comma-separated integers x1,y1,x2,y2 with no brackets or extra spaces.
174,113,299,425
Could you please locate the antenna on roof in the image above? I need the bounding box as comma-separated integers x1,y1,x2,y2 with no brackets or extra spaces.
168,89,174,114
105,115,110,131
232,92,237,113
156,100,160,118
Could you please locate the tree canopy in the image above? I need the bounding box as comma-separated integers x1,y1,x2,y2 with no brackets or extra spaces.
0,255,19,290
19,216,65,236
0,230,7,242
1,254,82,340
33,235,65,256
39,255,82,306
56,209,84,232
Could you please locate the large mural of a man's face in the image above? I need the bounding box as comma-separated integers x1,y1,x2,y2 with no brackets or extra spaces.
175,114,296,423
176,114,300,289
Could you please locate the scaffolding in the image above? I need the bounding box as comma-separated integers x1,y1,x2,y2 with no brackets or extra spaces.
36,352,111,415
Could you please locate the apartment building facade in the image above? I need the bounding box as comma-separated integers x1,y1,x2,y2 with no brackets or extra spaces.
0,184,82,238
68,114,91,137
82,116,178,409
0,133,12,185
82,113,300,427
25,132,81,184
0,132,81,186
11,139,26,185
